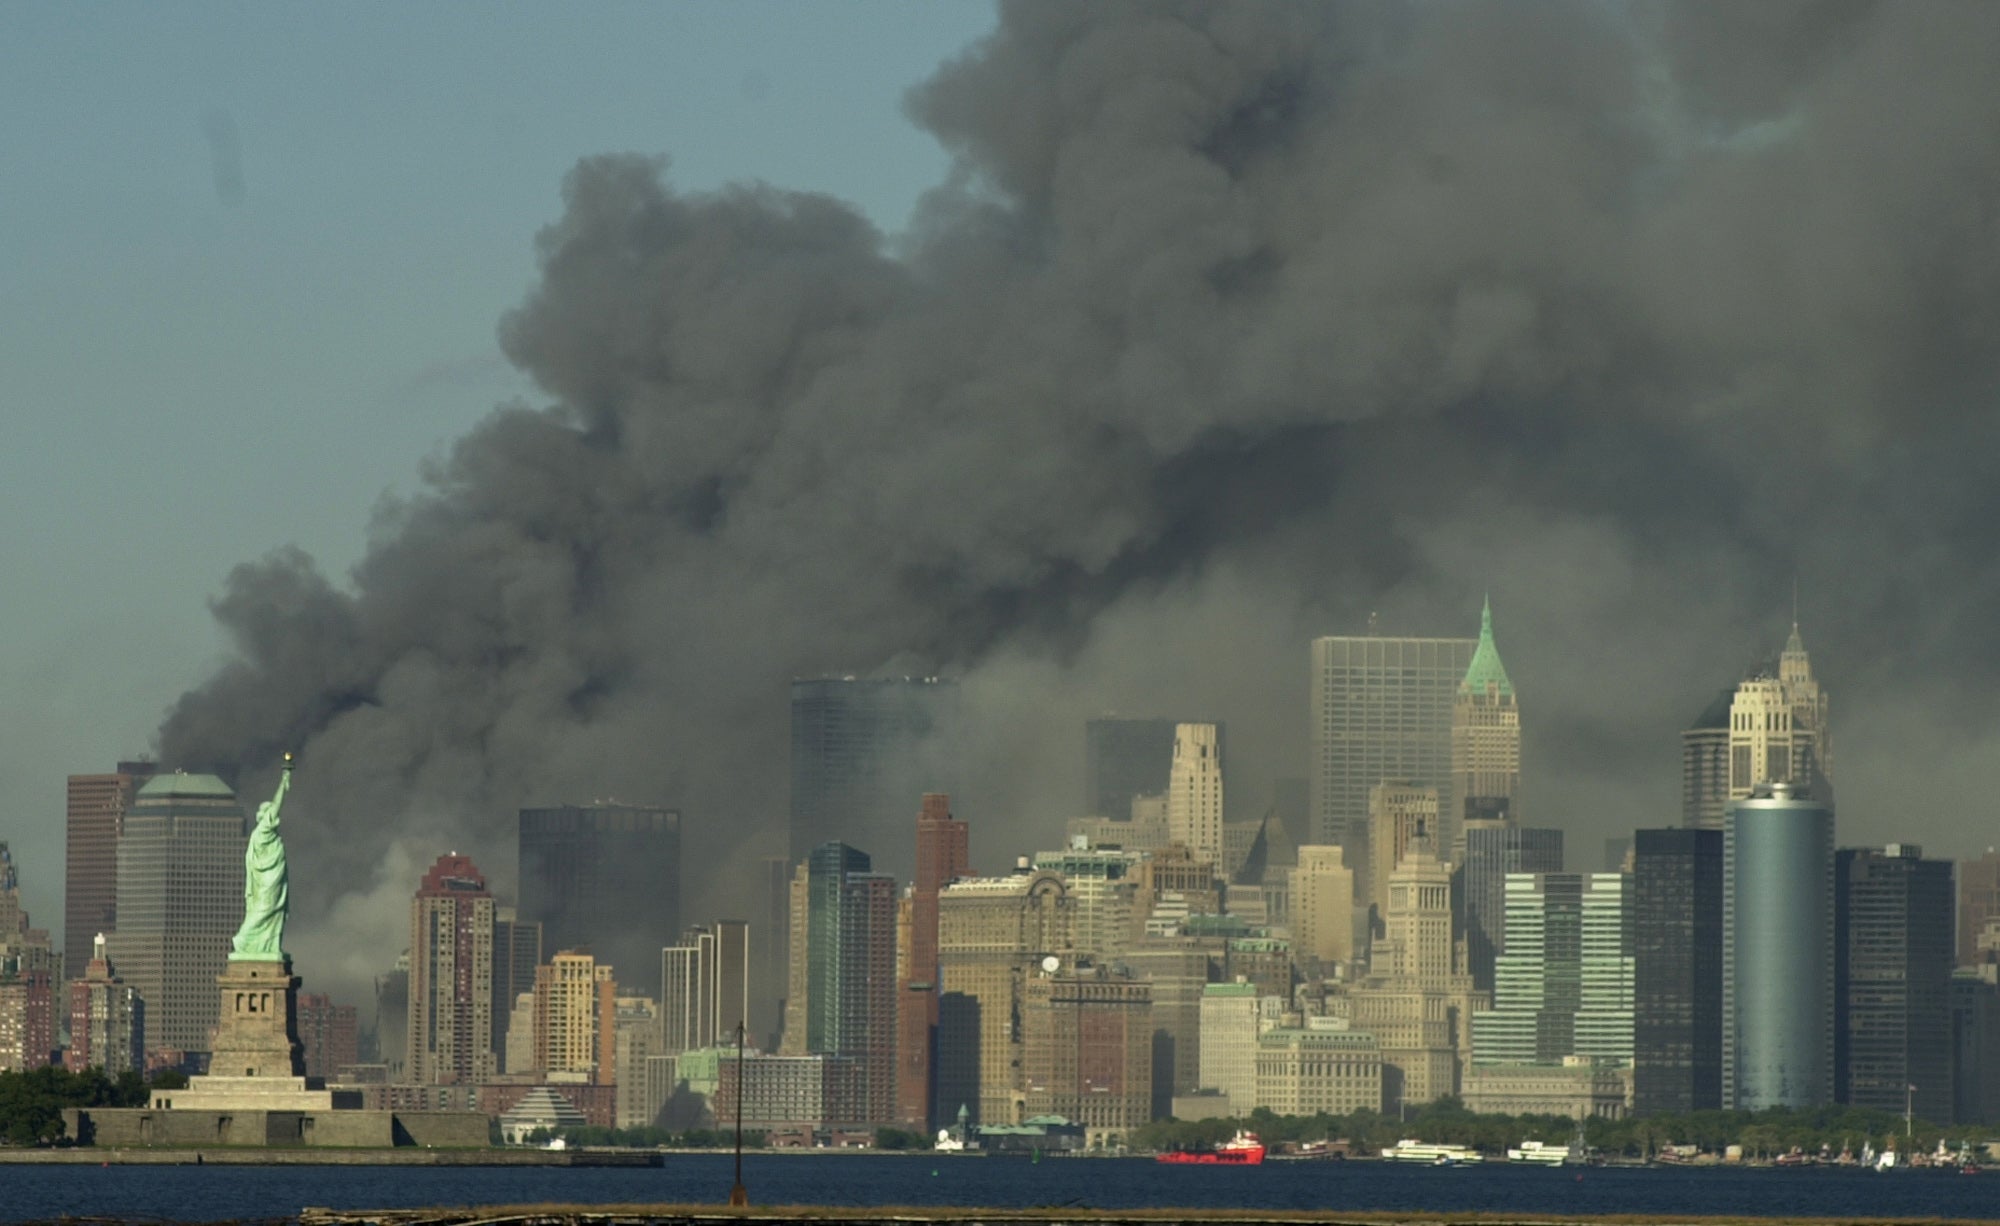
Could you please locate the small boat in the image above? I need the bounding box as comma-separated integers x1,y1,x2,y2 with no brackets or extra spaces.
1507,1140,1574,1166
1156,1130,1267,1166
1382,1138,1483,1164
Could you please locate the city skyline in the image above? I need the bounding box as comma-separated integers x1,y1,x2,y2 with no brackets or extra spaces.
8,4,2000,1008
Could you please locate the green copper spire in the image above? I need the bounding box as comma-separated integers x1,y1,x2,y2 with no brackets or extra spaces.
1460,595,1514,698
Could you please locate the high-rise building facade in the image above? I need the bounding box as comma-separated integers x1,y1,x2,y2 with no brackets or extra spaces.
900,793,971,1129
490,908,542,1073
1450,599,1519,856
1632,827,1723,1115
798,843,897,1126
1834,845,1952,1123
789,677,960,882
1351,827,1486,1108
407,853,496,1085
64,763,157,978
1473,873,1632,1068
1198,981,1281,1114
107,773,245,1056
1289,845,1356,972
661,920,751,1054
1310,631,1477,885
1458,822,1564,993
1167,723,1225,868
1960,849,2000,968
1680,690,1733,830
518,803,680,998
936,870,1074,1124
297,992,359,1080
1363,782,1439,920
64,934,143,1076
1021,964,1152,1140
1724,782,1834,1109
533,949,616,1083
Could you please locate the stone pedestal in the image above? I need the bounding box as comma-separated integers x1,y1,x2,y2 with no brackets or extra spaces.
211,958,305,1078
153,957,333,1111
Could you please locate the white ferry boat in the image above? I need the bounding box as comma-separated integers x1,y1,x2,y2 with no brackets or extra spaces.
1381,1138,1483,1165
1507,1140,1574,1165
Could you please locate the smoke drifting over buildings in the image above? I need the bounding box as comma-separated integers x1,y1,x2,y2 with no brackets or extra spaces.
156,2,2000,999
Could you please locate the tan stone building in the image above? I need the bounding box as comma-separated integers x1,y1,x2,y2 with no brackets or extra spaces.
534,950,615,1083
1022,964,1152,1144
1167,723,1224,869
1255,1020,1382,1116
1290,845,1356,972
1365,782,1439,919
1347,829,1485,1110
1462,1056,1631,1119
935,871,1073,1124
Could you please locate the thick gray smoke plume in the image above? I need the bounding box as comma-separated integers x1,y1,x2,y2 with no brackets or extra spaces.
161,1,2000,1000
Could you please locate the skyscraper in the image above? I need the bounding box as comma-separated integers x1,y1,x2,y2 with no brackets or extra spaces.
1309,629,1477,880
1349,824,1484,1108
1451,598,1519,856
1834,845,1952,1123
64,762,157,978
900,793,970,1129
297,993,359,1081
64,934,143,1076
1472,872,1633,1070
1364,782,1439,919
936,869,1074,1123
1167,723,1224,867
1680,690,1734,830
1458,822,1564,994
407,853,496,1086
490,907,542,1073
1021,963,1152,1140
1632,827,1723,1115
518,803,680,996
660,920,751,1054
533,949,615,1082
1289,845,1356,972
1725,626,1833,812
789,677,960,882
800,843,898,1125
106,773,245,1056
1082,718,1228,821
1959,848,2000,968
1724,782,1834,1110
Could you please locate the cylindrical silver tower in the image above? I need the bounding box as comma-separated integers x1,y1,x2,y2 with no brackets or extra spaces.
1723,781,1834,1109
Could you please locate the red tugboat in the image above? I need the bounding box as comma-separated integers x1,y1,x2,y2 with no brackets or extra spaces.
1156,1130,1268,1165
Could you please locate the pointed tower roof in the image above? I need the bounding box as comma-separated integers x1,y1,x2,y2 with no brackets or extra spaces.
1460,596,1514,698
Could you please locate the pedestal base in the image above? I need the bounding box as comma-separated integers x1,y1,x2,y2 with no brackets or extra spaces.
207,958,304,1080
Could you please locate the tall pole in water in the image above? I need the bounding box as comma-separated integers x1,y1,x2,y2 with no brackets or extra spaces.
730,1020,748,1206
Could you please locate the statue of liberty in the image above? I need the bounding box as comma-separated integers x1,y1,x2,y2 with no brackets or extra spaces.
230,754,293,961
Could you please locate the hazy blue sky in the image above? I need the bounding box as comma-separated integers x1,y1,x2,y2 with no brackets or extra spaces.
0,2,997,929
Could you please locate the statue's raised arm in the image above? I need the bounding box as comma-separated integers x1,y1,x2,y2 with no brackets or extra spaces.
230,754,294,962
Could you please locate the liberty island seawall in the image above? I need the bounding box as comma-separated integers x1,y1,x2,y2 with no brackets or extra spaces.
5,1156,1999,1224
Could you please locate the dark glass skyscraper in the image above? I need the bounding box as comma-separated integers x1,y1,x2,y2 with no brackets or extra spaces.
1457,822,1563,992
789,678,960,883
518,803,680,997
804,842,896,1126
1724,782,1834,1110
1633,827,1723,1115
1834,845,1953,1123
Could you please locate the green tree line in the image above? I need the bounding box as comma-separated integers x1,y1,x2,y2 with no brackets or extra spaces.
1134,1097,1993,1159
0,1067,186,1146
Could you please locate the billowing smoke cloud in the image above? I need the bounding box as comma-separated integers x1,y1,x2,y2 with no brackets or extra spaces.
161,1,2000,1003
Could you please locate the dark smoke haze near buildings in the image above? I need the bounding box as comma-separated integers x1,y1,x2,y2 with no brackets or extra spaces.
154,1,2000,1005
